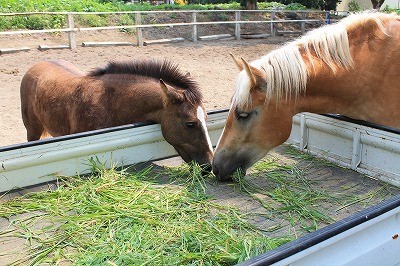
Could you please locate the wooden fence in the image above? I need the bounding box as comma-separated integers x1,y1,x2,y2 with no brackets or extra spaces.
0,10,333,51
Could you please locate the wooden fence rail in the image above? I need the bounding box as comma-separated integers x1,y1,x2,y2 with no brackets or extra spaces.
0,10,333,51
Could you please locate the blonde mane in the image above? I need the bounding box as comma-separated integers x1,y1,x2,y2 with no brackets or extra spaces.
233,12,393,108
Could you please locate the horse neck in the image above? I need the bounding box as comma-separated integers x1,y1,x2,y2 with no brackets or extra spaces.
294,15,400,118
294,63,356,116
100,76,166,124
293,41,374,118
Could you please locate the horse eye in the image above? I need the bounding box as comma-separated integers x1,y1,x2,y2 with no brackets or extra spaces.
185,121,196,128
237,112,251,120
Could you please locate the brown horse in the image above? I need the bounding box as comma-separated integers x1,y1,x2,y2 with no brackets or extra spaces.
213,12,400,180
20,59,213,166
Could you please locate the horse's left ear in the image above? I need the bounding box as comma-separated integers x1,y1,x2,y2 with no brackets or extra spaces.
160,79,185,105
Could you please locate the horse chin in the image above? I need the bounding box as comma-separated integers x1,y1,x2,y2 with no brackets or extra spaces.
175,148,191,164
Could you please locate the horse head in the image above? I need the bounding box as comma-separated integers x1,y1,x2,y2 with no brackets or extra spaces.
213,54,295,180
159,79,213,169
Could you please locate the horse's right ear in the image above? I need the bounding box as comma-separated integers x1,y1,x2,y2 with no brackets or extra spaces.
230,53,243,71
160,79,185,105
241,58,257,88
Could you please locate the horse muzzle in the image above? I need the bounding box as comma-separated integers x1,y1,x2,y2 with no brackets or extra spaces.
193,155,213,174
177,147,213,173
212,150,249,181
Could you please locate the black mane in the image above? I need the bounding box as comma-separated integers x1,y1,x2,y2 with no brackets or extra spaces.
89,59,202,104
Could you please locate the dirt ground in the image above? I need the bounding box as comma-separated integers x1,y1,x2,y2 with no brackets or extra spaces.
0,31,294,147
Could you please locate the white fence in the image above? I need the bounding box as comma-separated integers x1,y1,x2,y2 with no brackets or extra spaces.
0,10,331,51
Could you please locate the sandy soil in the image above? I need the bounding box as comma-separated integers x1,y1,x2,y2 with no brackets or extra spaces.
0,33,294,147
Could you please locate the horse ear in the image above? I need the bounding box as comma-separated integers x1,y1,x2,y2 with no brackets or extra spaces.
160,79,185,105
230,53,243,71
241,58,257,88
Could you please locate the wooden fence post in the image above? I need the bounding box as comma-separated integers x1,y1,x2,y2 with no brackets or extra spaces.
271,11,276,37
135,12,143,47
192,11,197,43
67,13,76,49
235,11,241,40
301,11,306,34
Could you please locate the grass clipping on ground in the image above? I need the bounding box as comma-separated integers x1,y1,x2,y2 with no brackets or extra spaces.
0,164,290,265
0,147,397,265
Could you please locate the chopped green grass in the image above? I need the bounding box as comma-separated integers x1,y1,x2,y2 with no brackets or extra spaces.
1,146,398,265
232,158,336,232
230,145,400,233
0,164,291,265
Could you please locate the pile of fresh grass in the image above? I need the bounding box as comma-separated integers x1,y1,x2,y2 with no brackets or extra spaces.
0,164,290,265
1,146,397,265
232,146,398,233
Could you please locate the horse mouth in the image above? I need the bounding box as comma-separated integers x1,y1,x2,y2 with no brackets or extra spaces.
212,161,248,181
212,149,254,180
175,147,212,168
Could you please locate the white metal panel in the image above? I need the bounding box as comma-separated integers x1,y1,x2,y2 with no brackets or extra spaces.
0,111,227,193
289,113,400,186
271,207,400,266
2,111,399,192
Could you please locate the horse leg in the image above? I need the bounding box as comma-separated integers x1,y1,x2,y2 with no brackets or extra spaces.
20,70,47,141
22,109,45,141
21,89,45,141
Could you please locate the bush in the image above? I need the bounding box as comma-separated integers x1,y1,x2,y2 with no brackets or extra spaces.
381,5,400,14
0,0,317,31
348,0,361,11
76,14,109,27
258,1,287,9
276,0,339,10
0,14,64,30
284,3,307,9
187,0,234,4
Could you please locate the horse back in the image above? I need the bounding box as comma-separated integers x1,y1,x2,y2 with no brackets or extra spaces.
20,60,87,138
47,59,85,76
20,60,84,98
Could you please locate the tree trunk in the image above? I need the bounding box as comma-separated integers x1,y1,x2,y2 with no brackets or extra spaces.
370,0,385,9
245,0,258,10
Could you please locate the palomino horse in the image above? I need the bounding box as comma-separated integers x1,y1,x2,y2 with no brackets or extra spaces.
20,59,213,166
213,12,400,180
